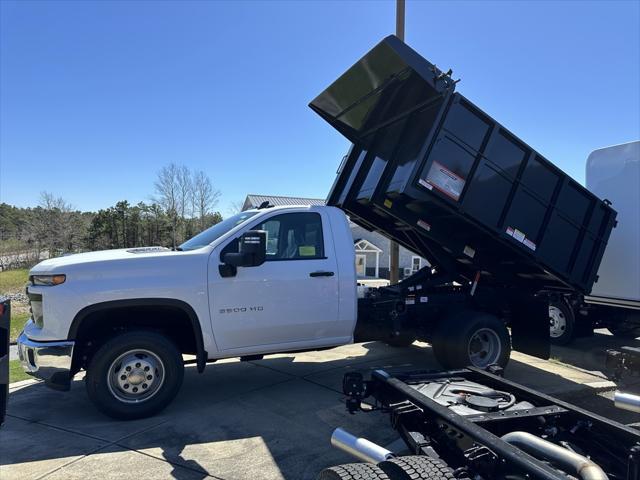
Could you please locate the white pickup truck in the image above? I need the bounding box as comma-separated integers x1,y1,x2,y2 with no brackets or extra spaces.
18,203,525,419
19,206,359,418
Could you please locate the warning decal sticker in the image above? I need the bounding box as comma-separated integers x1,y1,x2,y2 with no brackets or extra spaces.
506,226,537,251
421,161,465,201
417,220,431,231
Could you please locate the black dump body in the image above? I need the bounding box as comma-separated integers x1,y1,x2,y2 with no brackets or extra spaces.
310,36,616,294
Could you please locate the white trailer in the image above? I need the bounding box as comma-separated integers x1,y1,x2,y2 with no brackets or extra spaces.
549,141,640,343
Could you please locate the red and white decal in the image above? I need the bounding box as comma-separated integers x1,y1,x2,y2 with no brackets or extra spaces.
422,161,466,201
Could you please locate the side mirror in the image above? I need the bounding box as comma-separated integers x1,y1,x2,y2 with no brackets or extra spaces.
220,230,267,276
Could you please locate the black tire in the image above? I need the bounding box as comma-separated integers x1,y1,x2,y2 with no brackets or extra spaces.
317,463,390,480
378,456,455,480
608,324,640,339
432,310,510,369
85,330,184,420
549,299,575,346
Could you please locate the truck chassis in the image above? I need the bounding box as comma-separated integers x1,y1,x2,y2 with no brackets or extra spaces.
321,366,640,480
355,266,550,368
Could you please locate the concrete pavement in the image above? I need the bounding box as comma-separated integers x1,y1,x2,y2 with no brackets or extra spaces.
0,339,630,480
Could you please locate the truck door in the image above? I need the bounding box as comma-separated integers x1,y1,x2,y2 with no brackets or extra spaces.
208,210,347,352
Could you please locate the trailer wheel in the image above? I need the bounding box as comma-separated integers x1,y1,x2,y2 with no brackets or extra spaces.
432,311,510,369
317,463,390,480
549,300,575,345
378,456,455,480
85,330,184,420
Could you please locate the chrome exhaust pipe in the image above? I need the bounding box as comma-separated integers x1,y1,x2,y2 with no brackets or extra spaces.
330,428,394,464
502,431,608,480
614,391,640,413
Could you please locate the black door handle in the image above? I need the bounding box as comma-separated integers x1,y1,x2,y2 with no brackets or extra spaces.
310,271,334,277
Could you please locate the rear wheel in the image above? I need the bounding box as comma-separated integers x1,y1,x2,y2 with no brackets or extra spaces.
378,456,455,480
85,330,184,420
549,300,575,345
317,463,390,480
432,310,510,369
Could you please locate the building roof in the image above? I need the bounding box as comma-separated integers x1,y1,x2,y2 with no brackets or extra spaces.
242,194,325,211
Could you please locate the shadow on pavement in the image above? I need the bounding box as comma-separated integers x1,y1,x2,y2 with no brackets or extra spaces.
2,340,636,480
552,330,640,386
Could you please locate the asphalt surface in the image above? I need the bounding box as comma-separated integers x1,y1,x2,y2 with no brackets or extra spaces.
2,336,638,480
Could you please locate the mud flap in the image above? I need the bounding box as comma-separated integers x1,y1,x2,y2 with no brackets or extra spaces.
510,296,550,360
0,299,10,426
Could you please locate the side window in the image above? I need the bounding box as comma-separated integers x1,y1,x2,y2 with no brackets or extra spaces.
260,218,281,257
257,212,324,261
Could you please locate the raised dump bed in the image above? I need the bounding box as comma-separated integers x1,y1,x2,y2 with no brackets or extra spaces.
310,35,616,294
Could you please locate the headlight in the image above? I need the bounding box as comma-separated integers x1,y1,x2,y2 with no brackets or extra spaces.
30,274,66,286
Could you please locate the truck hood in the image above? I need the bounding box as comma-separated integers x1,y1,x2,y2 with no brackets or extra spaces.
30,247,173,273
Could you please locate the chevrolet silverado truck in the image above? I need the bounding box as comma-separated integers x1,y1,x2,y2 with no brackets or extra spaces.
16,36,615,420
17,203,538,420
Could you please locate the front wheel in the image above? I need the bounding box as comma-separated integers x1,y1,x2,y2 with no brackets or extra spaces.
432,310,511,369
85,330,184,420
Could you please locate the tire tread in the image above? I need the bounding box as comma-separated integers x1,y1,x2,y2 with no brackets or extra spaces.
317,463,390,480
378,456,455,480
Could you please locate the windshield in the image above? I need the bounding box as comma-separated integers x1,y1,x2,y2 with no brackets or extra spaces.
178,211,258,251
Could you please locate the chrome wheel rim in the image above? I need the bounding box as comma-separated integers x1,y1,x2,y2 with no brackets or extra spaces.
468,328,502,368
107,349,165,404
549,305,567,339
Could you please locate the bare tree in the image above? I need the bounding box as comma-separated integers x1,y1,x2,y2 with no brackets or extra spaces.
227,199,246,216
154,164,180,248
31,192,74,258
176,166,192,219
192,170,221,229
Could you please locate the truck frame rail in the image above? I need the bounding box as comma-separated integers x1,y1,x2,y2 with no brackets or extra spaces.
327,367,640,479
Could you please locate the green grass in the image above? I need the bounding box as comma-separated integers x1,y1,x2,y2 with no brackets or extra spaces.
10,311,29,343
0,268,29,292
9,359,31,383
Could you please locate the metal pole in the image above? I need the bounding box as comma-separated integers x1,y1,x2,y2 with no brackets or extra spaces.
389,0,405,284
396,0,405,41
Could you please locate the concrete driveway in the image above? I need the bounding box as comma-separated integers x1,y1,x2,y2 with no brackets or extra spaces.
0,339,632,480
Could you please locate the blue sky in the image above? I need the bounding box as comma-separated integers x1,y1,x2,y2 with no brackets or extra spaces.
1,0,638,215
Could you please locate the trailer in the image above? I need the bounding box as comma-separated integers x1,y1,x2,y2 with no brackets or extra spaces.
548,141,640,345
318,367,640,480
310,35,616,367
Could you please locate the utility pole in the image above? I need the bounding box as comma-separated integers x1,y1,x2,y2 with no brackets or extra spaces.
389,0,404,285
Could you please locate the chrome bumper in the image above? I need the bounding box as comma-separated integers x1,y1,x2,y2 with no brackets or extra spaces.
17,331,75,390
